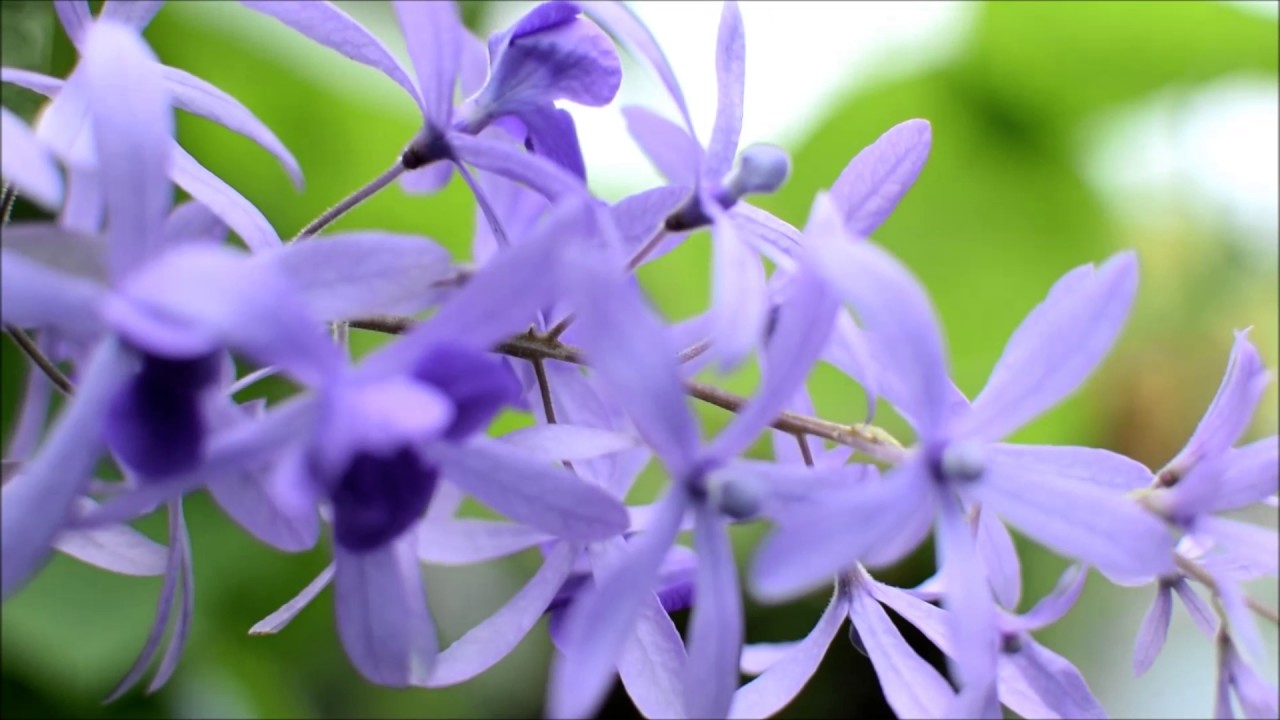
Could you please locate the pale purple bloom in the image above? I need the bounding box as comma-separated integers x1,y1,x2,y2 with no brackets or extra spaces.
752,226,1175,713
546,196,843,719
242,0,614,199
1214,634,1280,720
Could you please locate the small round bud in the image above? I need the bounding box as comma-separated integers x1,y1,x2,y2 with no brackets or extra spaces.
940,440,986,482
724,143,791,199
711,474,764,520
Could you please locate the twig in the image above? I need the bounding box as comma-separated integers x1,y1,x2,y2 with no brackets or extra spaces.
1175,552,1279,626
292,160,405,241
1,184,17,225
4,325,73,396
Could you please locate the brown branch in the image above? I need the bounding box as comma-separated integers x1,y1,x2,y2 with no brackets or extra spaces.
5,326,73,396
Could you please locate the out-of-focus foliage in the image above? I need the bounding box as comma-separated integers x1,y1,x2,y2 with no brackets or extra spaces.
1,2,1275,718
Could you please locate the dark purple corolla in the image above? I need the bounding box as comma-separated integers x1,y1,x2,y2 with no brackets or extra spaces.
752,225,1176,715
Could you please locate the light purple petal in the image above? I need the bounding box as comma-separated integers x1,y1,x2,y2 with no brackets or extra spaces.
424,542,576,686
393,0,461,127
169,145,281,251
417,519,554,566
1015,564,1088,633
1197,516,1278,581
497,424,638,463
1172,330,1270,474
432,439,628,541
729,587,846,719
707,205,769,372
820,309,881,418
5,334,57,460
1133,582,1172,676
1171,577,1219,638
611,185,690,264
100,1,165,28
53,1,92,45
53,498,168,576
518,106,587,179
0,247,107,341
936,495,999,712
249,564,334,635
618,593,689,719
1,338,132,599
804,199,953,438
147,500,195,693
102,499,184,702
728,202,802,270
161,65,303,188
207,457,319,553
1224,640,1280,720
60,166,106,234
547,491,687,719
622,105,702,187
476,10,620,114
987,442,1152,494
1209,566,1266,666
704,0,744,181
830,118,932,237
333,531,437,687
978,444,1175,580
449,132,586,200
1,107,63,209
959,251,1140,443
750,455,935,603
163,200,228,244
868,577,953,655
848,577,956,719
1208,436,1280,514
709,241,839,460
581,0,696,137
997,637,1106,720
399,161,454,195
265,231,453,321
975,506,1022,611
684,509,742,718
240,0,423,110
565,243,701,477
82,20,173,279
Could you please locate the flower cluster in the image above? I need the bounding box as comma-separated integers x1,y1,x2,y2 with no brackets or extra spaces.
1,2,1276,718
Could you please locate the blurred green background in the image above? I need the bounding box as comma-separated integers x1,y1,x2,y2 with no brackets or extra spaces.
2,1,1277,718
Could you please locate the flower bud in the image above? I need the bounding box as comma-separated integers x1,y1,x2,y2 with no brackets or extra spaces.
940,440,986,482
724,143,792,199
711,473,765,520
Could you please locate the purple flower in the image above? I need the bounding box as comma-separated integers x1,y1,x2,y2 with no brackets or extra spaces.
545,196,843,719
241,0,616,197
752,224,1176,713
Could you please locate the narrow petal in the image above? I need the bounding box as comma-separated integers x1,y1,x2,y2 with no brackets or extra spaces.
704,0,745,181
618,594,689,719
848,578,956,719
728,588,845,719
449,128,586,201
820,309,882,418
729,202,802,270
1172,577,1219,638
265,231,452,322
1,338,132,599
684,509,743,718
249,564,335,635
399,161,453,195
1197,516,1278,581
0,66,65,95
1132,583,1173,676
240,0,423,109
497,424,638,463
423,542,576,687
1174,330,1271,474
709,248,839,460
1224,641,1280,720
207,459,320,553
1,107,63,209
147,500,195,693
987,443,1151,493
392,0,461,127
82,20,173,279
100,1,165,28
611,185,690,265
53,498,168,576
565,242,701,477
936,495,999,713
164,200,228,244
170,145,281,251
547,491,687,720
161,65,304,188
622,105,702,187
581,0,696,137
830,119,932,237
1209,566,1266,666
432,439,628,541
960,252,1140,443
1209,436,1280,514
867,578,953,655
978,445,1175,581
333,531,437,687
53,0,91,45
518,106,587,179
417,519,554,566
5,334,57,460
997,638,1106,720
975,506,1022,611
707,206,769,372
750,456,935,603
804,200,953,437
1015,564,1088,632
103,499,184,702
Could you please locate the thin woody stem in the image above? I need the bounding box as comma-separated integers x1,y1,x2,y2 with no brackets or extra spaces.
349,315,906,463
292,160,405,241
5,325,74,396
1174,552,1279,626
1,184,17,224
